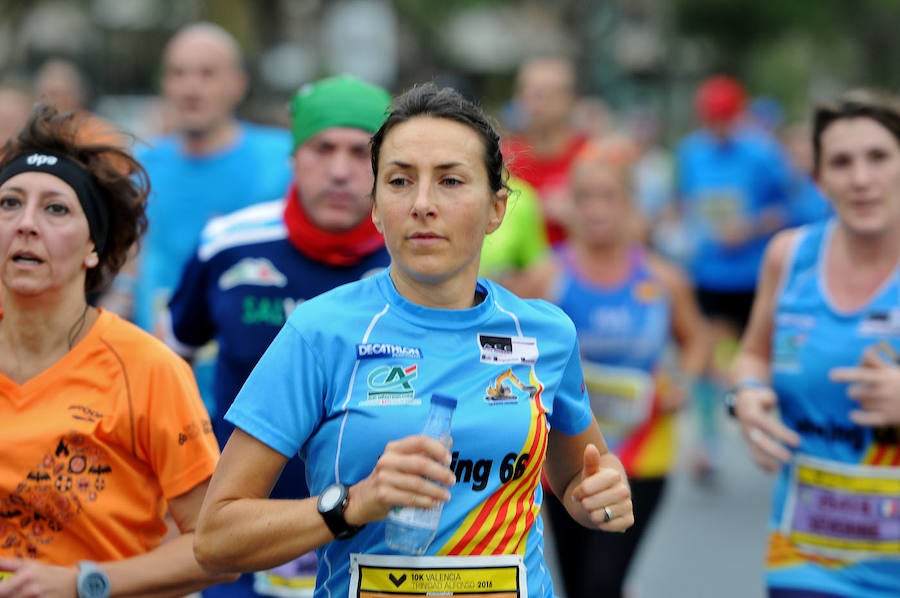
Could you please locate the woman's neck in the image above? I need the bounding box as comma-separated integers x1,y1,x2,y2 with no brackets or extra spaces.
570,238,632,285
825,224,900,311
833,223,900,266
0,292,96,383
389,267,482,310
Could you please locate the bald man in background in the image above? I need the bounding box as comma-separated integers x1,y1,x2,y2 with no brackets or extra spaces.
131,21,293,334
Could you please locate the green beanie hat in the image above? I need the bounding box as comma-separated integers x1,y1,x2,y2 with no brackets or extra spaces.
290,75,392,151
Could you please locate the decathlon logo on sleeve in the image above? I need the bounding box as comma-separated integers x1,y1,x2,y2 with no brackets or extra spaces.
27,153,59,166
356,343,423,360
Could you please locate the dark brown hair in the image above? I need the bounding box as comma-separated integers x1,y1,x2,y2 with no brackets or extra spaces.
370,83,509,196
812,88,900,175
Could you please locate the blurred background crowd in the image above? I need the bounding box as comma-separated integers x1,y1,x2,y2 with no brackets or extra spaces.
3,0,900,139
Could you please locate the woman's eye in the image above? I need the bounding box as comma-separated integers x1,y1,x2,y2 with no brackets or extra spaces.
868,149,889,163
442,177,463,187
46,203,70,215
0,196,20,209
827,155,850,169
387,176,408,187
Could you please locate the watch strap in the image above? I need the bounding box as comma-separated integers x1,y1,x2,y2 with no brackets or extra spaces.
318,483,364,540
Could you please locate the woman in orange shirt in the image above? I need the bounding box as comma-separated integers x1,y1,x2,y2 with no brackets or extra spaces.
0,105,233,597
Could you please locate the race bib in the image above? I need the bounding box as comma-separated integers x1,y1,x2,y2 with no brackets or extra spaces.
781,455,900,561
697,189,743,229
349,553,527,597
581,362,654,432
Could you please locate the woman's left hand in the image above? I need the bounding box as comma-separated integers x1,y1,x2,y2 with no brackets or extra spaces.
830,344,900,427
571,444,634,532
0,558,78,598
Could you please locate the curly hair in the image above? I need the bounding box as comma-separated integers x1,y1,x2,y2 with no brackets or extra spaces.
0,104,149,294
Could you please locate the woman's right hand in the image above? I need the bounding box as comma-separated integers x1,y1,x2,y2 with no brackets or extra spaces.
346,435,456,525
733,386,801,473
0,559,77,598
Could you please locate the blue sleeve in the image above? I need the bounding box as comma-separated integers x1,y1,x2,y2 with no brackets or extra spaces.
167,251,215,350
548,339,594,435
673,140,690,204
758,142,792,208
225,321,327,458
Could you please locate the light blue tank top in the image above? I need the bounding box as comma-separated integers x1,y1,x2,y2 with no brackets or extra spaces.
768,220,900,596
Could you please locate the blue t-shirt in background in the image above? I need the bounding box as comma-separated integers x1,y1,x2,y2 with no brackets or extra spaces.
676,128,792,291
135,122,292,332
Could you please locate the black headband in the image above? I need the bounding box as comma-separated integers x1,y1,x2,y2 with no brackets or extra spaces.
0,152,110,257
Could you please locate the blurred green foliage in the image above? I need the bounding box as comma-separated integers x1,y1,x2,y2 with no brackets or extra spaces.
674,0,900,121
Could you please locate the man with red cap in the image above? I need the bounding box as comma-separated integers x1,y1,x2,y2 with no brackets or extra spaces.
675,74,793,480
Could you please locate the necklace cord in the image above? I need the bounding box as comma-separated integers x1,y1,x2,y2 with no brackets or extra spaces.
67,304,89,350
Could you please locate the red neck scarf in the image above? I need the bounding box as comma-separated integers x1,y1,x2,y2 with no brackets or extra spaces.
283,182,385,267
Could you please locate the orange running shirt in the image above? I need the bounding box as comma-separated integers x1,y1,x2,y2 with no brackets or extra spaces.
0,310,219,564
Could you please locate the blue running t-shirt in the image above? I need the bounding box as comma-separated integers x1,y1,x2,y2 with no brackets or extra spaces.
227,269,594,598
135,123,292,332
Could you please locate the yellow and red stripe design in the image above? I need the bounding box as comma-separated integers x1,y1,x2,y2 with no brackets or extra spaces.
766,531,846,570
862,435,900,466
440,368,549,556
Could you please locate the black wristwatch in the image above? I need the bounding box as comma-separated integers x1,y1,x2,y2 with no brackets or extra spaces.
317,483,364,540
724,388,742,418
76,561,110,598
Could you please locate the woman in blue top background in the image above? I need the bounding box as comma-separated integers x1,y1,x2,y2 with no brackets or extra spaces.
537,141,709,598
194,83,633,598
729,89,900,597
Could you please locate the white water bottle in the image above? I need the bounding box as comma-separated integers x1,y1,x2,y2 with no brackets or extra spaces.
385,393,457,555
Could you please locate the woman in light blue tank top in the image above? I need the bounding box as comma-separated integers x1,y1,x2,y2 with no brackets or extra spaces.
537,141,709,598
729,89,900,597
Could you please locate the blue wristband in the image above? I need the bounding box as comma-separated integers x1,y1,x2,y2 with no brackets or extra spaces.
734,377,768,391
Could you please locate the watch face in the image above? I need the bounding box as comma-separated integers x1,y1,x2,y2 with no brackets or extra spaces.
83,572,110,597
320,484,344,510
86,574,109,591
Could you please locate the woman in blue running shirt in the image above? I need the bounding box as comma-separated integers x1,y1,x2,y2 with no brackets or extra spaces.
538,141,708,598
728,89,900,598
194,83,633,598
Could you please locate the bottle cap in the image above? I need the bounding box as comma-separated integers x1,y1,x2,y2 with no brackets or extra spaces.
431,394,458,410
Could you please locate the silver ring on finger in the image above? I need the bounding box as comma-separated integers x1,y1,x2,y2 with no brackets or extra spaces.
603,506,614,523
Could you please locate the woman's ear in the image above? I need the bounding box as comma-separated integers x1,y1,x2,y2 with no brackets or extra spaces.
371,202,383,233
85,251,99,268
486,188,508,235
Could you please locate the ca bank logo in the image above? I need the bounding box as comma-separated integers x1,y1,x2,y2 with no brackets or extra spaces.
363,364,420,406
